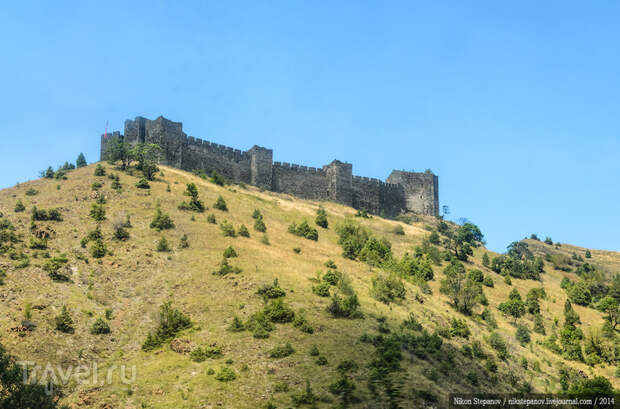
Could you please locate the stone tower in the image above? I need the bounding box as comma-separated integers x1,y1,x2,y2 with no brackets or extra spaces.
248,145,273,190
324,160,353,207
386,170,439,216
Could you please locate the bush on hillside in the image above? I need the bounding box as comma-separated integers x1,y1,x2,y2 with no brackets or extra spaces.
150,207,174,230
370,274,406,305
288,220,318,241
142,302,191,352
55,305,74,333
315,207,328,228
213,195,228,211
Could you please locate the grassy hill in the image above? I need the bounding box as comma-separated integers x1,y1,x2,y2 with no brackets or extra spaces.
1,162,619,408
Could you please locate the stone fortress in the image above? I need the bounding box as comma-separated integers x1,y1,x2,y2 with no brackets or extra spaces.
101,116,439,217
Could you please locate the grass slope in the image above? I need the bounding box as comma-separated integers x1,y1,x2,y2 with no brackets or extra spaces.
0,163,618,408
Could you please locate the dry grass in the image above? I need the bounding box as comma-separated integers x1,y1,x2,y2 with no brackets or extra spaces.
0,163,618,408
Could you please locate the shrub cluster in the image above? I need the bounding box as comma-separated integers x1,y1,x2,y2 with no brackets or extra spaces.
288,220,318,241
142,302,192,352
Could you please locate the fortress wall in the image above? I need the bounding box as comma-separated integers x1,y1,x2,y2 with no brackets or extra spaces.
104,116,440,216
351,176,382,214
183,137,252,183
272,162,329,200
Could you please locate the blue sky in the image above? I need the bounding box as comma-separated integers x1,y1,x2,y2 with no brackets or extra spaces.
1,1,618,253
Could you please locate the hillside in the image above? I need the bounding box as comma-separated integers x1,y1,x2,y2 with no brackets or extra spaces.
1,162,619,409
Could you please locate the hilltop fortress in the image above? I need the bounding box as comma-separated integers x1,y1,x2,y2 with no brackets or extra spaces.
100,116,439,217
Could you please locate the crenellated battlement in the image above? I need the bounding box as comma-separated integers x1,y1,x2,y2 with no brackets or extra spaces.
100,115,439,216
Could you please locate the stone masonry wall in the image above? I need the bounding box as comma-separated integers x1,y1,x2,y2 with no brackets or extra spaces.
101,115,439,216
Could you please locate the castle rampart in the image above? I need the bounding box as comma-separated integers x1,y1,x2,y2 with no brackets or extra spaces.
101,115,439,216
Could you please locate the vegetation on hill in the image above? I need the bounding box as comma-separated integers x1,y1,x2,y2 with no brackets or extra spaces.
0,156,619,408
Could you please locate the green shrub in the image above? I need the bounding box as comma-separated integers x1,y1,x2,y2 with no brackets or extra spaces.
237,224,250,237
393,224,405,235
179,234,189,249
468,269,484,283
55,305,74,333
156,237,171,252
293,313,314,334
210,170,226,186
213,258,242,276
190,345,222,362
207,214,216,224
309,345,320,356
178,183,206,212
94,164,106,176
228,316,245,332
322,269,341,285
29,237,48,250
214,367,236,382
252,209,262,219
257,279,286,299
254,217,266,232
223,246,237,258
450,318,471,339
483,275,494,287
291,380,318,406
135,178,150,189
292,247,301,254
269,343,295,358
324,259,337,269
32,206,62,221
150,208,174,230
43,254,69,280
90,203,106,221
312,282,331,297
91,181,103,190
261,234,270,245
25,188,39,196
141,302,192,351
213,195,228,211
504,275,512,285
14,200,25,213
288,220,319,241
486,332,508,360
90,238,107,258
264,299,295,323
326,293,362,319
516,324,531,346
370,274,406,304
533,314,546,335
91,317,111,334
220,220,236,237
485,356,498,372
315,207,328,229
316,355,328,365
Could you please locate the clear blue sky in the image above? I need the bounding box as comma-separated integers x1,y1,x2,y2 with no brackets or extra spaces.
1,1,618,253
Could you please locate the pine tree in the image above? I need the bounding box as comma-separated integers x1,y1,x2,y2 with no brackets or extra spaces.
55,305,74,333
76,152,87,168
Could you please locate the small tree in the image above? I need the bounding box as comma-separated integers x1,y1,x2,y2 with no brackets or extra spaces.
213,195,228,211
498,298,526,322
585,249,592,259
94,164,106,176
482,253,490,267
90,238,107,258
91,317,111,334
14,199,25,212
76,152,87,168
599,297,620,330
254,217,266,232
130,143,161,180
237,224,250,237
55,305,74,333
90,203,106,221
179,234,189,249
156,237,171,252
179,183,205,212
315,207,329,228
516,324,531,346
150,207,174,230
